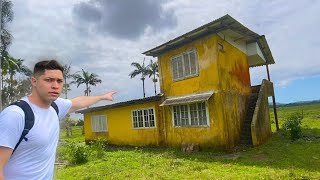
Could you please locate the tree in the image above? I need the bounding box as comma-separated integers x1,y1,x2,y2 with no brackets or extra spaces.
63,64,72,98
129,58,148,98
1,57,32,106
0,0,14,110
60,114,79,137
72,69,102,96
146,59,159,95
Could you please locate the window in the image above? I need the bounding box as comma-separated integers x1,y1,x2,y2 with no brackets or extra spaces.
91,115,107,132
172,102,208,127
132,108,156,128
171,49,198,81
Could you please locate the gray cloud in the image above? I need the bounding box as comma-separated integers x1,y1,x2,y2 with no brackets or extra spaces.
72,0,177,39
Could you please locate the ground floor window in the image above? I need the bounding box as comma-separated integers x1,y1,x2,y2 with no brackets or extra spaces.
172,102,208,127
91,115,107,132
132,108,156,128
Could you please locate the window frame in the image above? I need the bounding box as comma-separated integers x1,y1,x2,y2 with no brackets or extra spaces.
171,49,199,81
131,107,157,129
171,101,210,128
91,115,108,132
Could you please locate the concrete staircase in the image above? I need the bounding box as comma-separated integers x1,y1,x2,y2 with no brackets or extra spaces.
240,92,259,145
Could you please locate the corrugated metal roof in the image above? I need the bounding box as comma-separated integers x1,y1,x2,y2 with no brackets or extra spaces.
160,91,214,106
143,14,274,66
76,95,163,114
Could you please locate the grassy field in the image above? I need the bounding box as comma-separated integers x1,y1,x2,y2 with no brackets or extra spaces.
55,103,320,179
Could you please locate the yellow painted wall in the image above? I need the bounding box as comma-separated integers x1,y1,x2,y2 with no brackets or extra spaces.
158,34,251,149
84,101,163,146
216,36,252,148
158,34,220,96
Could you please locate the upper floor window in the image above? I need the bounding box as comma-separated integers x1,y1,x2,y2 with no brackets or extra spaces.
132,108,156,129
171,49,199,81
91,115,107,132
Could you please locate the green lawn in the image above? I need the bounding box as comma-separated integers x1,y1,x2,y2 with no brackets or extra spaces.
55,104,320,179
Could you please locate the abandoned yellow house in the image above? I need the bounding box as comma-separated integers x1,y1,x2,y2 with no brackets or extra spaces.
77,14,277,150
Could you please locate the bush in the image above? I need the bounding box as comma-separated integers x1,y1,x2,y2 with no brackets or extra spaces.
66,141,91,165
282,113,303,140
89,138,107,158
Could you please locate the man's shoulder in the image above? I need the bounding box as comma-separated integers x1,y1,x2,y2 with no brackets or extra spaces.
1,104,25,116
0,104,25,127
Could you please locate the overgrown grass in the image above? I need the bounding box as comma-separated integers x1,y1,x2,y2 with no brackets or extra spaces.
55,104,320,179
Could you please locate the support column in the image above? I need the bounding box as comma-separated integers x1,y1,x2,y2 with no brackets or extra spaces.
266,64,279,131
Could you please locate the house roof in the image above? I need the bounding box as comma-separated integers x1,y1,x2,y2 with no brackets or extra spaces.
143,14,275,66
76,95,163,114
160,91,214,106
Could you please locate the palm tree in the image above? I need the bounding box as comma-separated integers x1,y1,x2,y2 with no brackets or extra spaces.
129,58,148,98
0,0,14,110
71,69,102,96
146,59,159,95
1,54,18,88
63,64,72,98
1,57,31,106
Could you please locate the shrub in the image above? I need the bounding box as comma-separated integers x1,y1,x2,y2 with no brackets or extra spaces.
66,141,91,165
89,138,107,158
282,113,303,140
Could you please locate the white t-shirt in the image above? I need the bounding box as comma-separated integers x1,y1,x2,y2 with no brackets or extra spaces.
0,97,72,180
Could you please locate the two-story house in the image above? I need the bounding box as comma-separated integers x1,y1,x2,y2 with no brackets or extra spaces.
77,14,276,150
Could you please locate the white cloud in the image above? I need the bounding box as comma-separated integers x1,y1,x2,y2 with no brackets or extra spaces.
7,0,320,114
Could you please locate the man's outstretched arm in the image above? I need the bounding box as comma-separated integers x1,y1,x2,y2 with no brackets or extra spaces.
68,91,116,113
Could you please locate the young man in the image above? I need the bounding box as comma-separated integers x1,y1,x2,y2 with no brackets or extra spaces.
0,60,116,180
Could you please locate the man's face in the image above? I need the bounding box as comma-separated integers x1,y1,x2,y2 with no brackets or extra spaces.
32,69,64,103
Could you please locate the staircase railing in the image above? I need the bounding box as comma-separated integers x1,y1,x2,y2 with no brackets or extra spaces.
251,79,273,146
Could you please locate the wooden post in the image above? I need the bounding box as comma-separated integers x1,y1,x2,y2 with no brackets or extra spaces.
266,64,279,131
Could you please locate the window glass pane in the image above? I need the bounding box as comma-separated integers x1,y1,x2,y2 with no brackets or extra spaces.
100,116,105,131
183,53,190,76
172,58,178,80
133,116,137,128
177,56,183,79
190,51,197,75
149,109,155,127
173,106,181,126
92,116,97,132
98,119,103,131
198,102,207,125
144,109,149,127
133,111,137,128
190,104,198,125
138,110,143,127
180,105,189,126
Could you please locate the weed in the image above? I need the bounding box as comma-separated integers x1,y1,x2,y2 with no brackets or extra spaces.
89,138,107,158
66,141,91,165
282,112,303,140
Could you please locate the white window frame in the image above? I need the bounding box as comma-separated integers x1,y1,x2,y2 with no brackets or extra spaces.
91,115,107,132
171,49,199,81
171,101,210,128
132,107,156,129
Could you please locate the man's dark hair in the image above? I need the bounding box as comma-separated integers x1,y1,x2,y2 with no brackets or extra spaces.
33,60,64,77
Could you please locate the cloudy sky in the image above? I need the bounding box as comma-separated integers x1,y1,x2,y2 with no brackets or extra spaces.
8,0,320,116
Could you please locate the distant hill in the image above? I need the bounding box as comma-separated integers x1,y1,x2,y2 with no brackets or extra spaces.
269,100,320,107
